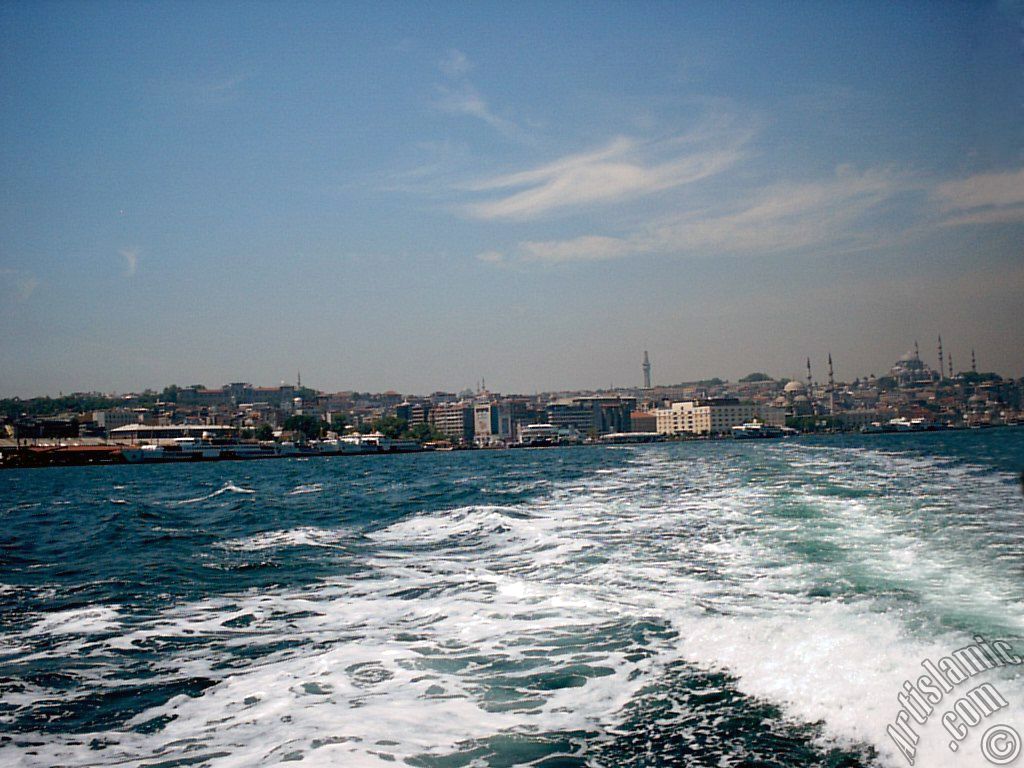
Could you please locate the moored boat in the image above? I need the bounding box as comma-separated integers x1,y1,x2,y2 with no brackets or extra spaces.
732,421,784,439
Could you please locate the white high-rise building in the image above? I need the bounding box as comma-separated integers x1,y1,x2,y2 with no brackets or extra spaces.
654,398,756,436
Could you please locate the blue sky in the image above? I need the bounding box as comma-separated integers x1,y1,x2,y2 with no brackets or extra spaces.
1,1,1022,397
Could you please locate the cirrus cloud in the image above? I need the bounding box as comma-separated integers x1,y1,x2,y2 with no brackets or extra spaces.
0,269,39,303
463,135,744,221
120,248,139,277
934,167,1024,227
490,166,902,264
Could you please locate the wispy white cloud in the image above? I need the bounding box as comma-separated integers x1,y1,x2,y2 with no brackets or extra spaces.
520,235,638,263
490,166,902,264
463,135,744,220
1,269,39,302
934,167,1024,227
436,83,522,138
120,248,139,277
939,205,1024,228
434,49,525,141
439,49,472,77
935,167,1024,211
650,166,899,255
474,250,506,264
18,275,39,301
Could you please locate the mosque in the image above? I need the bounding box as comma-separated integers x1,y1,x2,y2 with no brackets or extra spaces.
889,341,939,387
778,379,813,415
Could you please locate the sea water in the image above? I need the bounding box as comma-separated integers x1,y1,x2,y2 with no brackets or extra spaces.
2,429,1022,767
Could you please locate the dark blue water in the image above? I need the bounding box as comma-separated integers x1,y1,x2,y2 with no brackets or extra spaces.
2,429,1022,767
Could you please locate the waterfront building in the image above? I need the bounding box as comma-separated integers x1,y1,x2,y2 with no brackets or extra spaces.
755,405,787,428
655,398,757,436
630,410,658,432
504,398,546,433
473,402,514,446
396,401,431,426
108,424,236,443
430,401,475,444
93,409,140,435
12,418,82,440
546,402,596,434
834,410,884,430
546,396,634,436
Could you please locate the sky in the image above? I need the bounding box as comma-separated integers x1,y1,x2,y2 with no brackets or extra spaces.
1,1,1022,397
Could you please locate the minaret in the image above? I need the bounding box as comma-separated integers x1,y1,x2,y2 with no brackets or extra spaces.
937,336,944,381
827,353,836,414
642,351,652,389
806,356,813,393
971,349,977,373
297,371,302,389
948,352,954,379
914,340,920,360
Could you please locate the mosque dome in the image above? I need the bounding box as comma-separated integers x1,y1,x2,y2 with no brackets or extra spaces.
784,380,805,393
793,395,810,403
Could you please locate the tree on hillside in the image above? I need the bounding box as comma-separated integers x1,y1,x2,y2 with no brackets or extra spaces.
369,415,407,439
405,422,445,442
959,371,1001,384
282,414,325,440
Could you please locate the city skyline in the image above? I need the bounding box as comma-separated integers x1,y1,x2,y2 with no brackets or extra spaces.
1,339,1006,402
2,2,1022,398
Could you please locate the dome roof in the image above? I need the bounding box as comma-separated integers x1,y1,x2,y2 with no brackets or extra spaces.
784,380,805,393
794,395,809,403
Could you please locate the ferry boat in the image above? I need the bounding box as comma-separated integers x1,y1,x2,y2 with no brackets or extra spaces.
731,421,784,439
122,437,225,462
311,438,366,455
311,433,424,455
860,417,943,434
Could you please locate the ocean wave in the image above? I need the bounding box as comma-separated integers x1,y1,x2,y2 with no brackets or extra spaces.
288,483,323,496
23,605,122,638
176,481,256,505
219,526,349,552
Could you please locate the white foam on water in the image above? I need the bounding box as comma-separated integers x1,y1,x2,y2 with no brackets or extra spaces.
288,482,324,495
176,481,257,504
676,601,1024,768
8,569,660,765
219,526,349,551
23,605,122,638
4,441,1022,767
